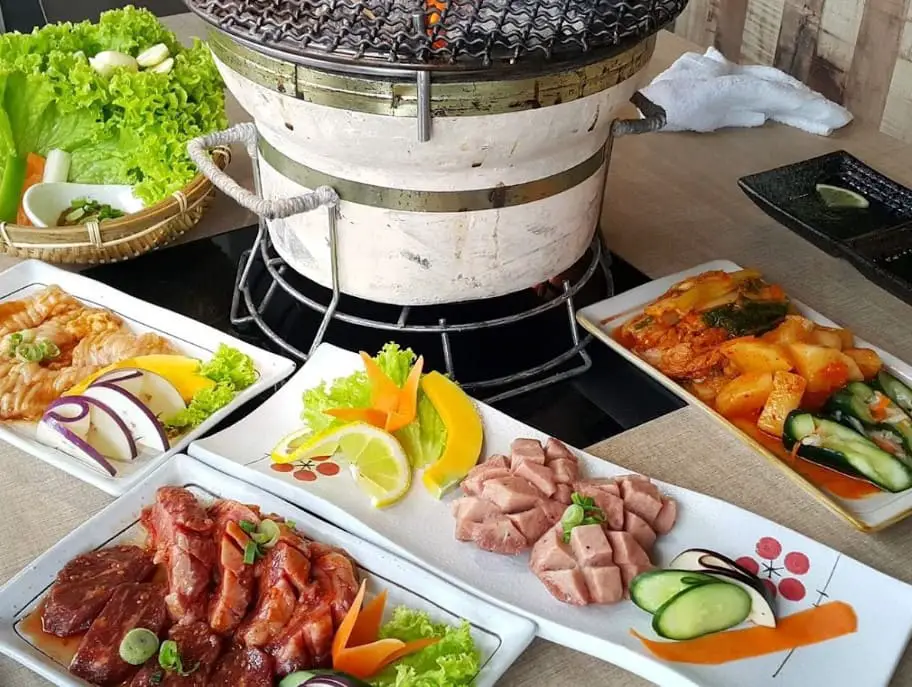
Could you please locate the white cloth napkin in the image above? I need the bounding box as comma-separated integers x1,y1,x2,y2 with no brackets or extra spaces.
639,46,853,136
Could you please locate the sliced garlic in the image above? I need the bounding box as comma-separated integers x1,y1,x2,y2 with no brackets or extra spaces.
89,51,139,77
150,57,174,75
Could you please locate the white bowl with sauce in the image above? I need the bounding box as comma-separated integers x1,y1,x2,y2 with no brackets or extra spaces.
22,182,144,227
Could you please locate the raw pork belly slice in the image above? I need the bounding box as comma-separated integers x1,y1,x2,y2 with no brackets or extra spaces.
41,545,154,637
208,500,262,635
451,437,580,555
141,486,217,624
129,621,222,687
210,647,274,686
69,582,168,686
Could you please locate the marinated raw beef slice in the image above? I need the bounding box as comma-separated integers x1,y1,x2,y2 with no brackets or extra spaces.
129,621,221,686
42,545,154,637
69,582,167,686
209,647,274,687
142,487,217,624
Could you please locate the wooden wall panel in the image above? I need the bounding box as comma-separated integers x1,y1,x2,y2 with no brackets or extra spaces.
670,0,912,142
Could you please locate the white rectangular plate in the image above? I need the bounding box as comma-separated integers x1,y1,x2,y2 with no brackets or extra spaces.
0,454,535,687
576,259,912,532
190,343,912,687
0,259,295,495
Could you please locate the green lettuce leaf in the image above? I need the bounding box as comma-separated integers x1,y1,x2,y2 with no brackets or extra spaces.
300,343,447,468
199,343,258,390
371,607,480,687
0,7,226,207
164,345,257,431
164,382,235,431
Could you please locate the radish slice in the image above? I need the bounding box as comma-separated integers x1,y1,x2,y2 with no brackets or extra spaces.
83,384,168,451
37,412,117,476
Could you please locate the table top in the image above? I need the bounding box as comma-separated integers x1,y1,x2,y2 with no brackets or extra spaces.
3,26,912,687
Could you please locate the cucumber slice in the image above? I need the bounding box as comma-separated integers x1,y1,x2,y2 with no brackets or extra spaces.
652,582,752,640
629,569,718,614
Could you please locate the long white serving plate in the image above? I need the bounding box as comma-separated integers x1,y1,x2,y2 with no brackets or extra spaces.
190,343,912,687
0,454,535,687
0,259,295,495
576,259,912,532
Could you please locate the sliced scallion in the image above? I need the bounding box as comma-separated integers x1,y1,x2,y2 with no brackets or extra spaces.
243,540,258,565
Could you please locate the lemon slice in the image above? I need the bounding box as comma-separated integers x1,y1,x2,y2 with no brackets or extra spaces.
338,426,411,508
271,426,334,463
271,423,411,508
816,184,869,209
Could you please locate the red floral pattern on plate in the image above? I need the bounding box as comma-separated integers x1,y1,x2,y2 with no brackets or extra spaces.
738,536,811,602
270,455,341,482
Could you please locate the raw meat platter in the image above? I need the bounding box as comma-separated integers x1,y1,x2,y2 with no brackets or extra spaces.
576,259,912,532
188,343,912,687
0,454,535,687
0,259,295,495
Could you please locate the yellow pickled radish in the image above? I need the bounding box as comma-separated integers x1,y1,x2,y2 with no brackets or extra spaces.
420,371,484,498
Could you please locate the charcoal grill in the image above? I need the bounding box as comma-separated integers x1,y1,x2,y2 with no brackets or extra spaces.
186,0,685,396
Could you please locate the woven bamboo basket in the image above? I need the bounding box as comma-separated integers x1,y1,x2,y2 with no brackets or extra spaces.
0,146,231,264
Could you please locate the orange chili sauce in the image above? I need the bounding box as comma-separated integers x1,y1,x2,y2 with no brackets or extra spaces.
731,418,880,500
19,601,83,666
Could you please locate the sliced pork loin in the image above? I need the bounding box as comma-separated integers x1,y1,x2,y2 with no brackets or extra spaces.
141,487,217,624
208,500,262,635
452,437,580,555
530,473,678,606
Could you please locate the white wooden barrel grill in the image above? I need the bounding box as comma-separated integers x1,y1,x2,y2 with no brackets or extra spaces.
186,0,687,306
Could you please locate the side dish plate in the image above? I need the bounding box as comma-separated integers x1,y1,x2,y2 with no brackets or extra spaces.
577,259,912,532
0,454,535,687
189,343,912,687
0,259,295,496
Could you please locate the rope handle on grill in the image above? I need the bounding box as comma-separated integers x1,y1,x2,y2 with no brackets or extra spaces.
187,122,339,219
612,92,667,137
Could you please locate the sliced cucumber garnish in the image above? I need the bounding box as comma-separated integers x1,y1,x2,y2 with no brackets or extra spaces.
652,582,752,640
629,569,718,614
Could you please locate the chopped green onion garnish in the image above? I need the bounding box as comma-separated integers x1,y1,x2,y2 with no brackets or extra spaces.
254,519,281,549
158,640,180,671
285,520,296,530
243,540,258,565
238,519,257,535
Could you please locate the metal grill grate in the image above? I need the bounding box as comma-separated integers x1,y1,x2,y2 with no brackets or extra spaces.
185,0,687,68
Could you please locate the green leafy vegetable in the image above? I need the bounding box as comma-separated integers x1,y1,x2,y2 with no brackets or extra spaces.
372,607,480,687
702,300,789,337
199,343,258,389
0,6,227,209
301,343,448,469
163,345,257,431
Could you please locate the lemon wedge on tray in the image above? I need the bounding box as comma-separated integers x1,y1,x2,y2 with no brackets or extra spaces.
271,422,411,508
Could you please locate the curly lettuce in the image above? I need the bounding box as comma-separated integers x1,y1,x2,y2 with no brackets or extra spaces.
0,6,226,208
371,607,480,687
301,343,447,468
165,345,257,431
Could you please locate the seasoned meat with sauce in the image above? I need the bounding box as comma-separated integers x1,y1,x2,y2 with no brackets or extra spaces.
69,583,167,686
208,500,262,635
236,532,312,648
41,545,154,637
142,487,217,624
209,647,274,687
129,621,222,687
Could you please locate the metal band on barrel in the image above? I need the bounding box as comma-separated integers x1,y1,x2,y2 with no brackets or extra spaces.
258,137,609,213
210,30,655,118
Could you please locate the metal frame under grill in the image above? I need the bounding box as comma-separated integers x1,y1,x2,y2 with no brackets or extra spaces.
185,0,687,70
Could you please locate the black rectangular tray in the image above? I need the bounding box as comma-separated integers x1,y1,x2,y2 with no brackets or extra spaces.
738,151,912,303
